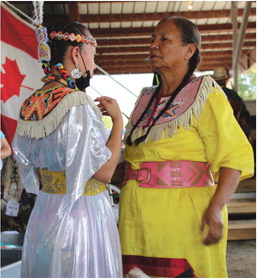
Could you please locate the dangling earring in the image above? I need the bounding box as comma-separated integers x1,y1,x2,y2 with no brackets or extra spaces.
71,64,82,79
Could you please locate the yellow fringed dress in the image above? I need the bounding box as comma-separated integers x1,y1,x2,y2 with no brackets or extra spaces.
119,76,254,278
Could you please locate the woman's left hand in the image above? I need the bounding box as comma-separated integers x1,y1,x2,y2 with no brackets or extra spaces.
201,205,223,245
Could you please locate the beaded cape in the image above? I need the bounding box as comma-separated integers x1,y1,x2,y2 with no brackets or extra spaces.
17,86,102,139
125,75,222,143
20,86,75,121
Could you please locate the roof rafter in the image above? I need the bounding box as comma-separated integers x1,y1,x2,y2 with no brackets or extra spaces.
96,33,256,46
79,8,256,23
7,0,256,74
68,1,80,22
91,22,256,37
96,42,255,54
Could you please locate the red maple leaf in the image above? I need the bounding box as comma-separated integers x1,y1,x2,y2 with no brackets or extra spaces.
1,57,26,103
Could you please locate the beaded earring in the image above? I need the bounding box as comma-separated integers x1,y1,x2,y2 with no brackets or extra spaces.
70,65,82,79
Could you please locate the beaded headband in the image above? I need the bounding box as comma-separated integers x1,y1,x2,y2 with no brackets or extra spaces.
32,1,96,78
49,31,97,47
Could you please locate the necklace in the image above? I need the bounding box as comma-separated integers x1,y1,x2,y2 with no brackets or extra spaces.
45,75,70,87
43,63,78,89
55,63,77,89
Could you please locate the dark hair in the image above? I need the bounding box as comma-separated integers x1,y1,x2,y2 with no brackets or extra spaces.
46,21,88,68
126,16,201,146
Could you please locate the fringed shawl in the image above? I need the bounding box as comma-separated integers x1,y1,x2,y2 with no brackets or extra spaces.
125,75,221,143
17,86,102,139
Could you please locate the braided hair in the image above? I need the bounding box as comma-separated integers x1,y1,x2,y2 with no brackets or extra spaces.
43,22,88,78
126,16,201,146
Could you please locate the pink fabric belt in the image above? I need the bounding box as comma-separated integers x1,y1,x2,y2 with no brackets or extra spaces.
124,161,215,188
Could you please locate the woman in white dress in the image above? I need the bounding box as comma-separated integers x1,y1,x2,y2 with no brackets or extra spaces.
12,21,123,278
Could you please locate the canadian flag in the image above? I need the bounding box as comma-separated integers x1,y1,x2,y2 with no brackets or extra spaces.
1,3,43,143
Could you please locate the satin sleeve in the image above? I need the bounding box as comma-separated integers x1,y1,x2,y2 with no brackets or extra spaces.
65,104,111,195
12,133,40,194
195,88,254,181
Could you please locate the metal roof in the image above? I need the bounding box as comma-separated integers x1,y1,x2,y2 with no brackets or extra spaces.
6,1,257,74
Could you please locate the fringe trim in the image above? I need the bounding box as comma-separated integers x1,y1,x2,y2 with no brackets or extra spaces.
125,75,219,143
17,90,102,139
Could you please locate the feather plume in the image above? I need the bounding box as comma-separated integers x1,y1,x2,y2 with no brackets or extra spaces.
32,1,44,26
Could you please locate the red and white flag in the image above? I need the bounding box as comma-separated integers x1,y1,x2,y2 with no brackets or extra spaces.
1,3,43,143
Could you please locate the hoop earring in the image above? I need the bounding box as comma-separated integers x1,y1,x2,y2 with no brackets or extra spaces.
71,64,82,79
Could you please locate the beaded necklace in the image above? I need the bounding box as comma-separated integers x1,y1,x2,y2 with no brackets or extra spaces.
43,63,78,90
55,63,77,89
45,75,70,88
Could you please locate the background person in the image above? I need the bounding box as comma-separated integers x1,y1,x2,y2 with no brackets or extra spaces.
12,21,123,278
117,16,254,278
212,67,252,139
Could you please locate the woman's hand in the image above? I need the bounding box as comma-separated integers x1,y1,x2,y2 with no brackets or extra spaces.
201,167,241,245
201,205,223,245
95,96,122,122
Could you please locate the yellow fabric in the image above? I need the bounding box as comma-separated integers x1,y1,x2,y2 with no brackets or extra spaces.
119,87,254,278
39,169,107,196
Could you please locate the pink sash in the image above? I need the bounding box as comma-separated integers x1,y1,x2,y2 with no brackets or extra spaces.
124,160,215,188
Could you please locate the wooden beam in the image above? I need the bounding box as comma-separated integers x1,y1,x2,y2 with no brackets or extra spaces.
96,52,234,61
96,55,232,63
96,42,255,54
94,62,234,74
96,58,233,67
96,61,233,72
96,33,256,47
79,8,256,23
228,220,256,241
96,50,251,60
97,58,232,67
91,22,256,37
68,1,80,22
228,199,256,214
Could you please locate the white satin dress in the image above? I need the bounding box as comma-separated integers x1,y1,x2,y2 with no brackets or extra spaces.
12,101,123,278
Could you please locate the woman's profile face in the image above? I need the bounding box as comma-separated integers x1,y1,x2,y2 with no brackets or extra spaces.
149,20,192,73
79,30,97,77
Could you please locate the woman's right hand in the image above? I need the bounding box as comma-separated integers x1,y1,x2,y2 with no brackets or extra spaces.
95,96,122,122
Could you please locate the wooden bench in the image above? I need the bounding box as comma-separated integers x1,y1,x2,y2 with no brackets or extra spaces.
228,219,256,240
228,193,256,214
227,179,256,240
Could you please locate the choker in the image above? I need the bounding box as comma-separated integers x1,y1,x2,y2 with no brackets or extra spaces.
43,75,70,88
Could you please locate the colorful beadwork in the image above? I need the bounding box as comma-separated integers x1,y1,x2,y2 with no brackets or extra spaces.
55,63,77,89
35,24,51,62
131,76,204,127
46,75,69,87
42,61,51,75
20,86,76,121
50,31,97,47
140,99,181,124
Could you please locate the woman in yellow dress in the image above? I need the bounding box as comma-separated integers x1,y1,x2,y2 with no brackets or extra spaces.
118,16,254,278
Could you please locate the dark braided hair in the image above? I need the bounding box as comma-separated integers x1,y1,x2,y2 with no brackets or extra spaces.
42,21,88,76
126,84,161,146
126,16,201,146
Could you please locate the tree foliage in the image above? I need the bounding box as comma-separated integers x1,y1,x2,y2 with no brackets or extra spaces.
238,65,256,100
